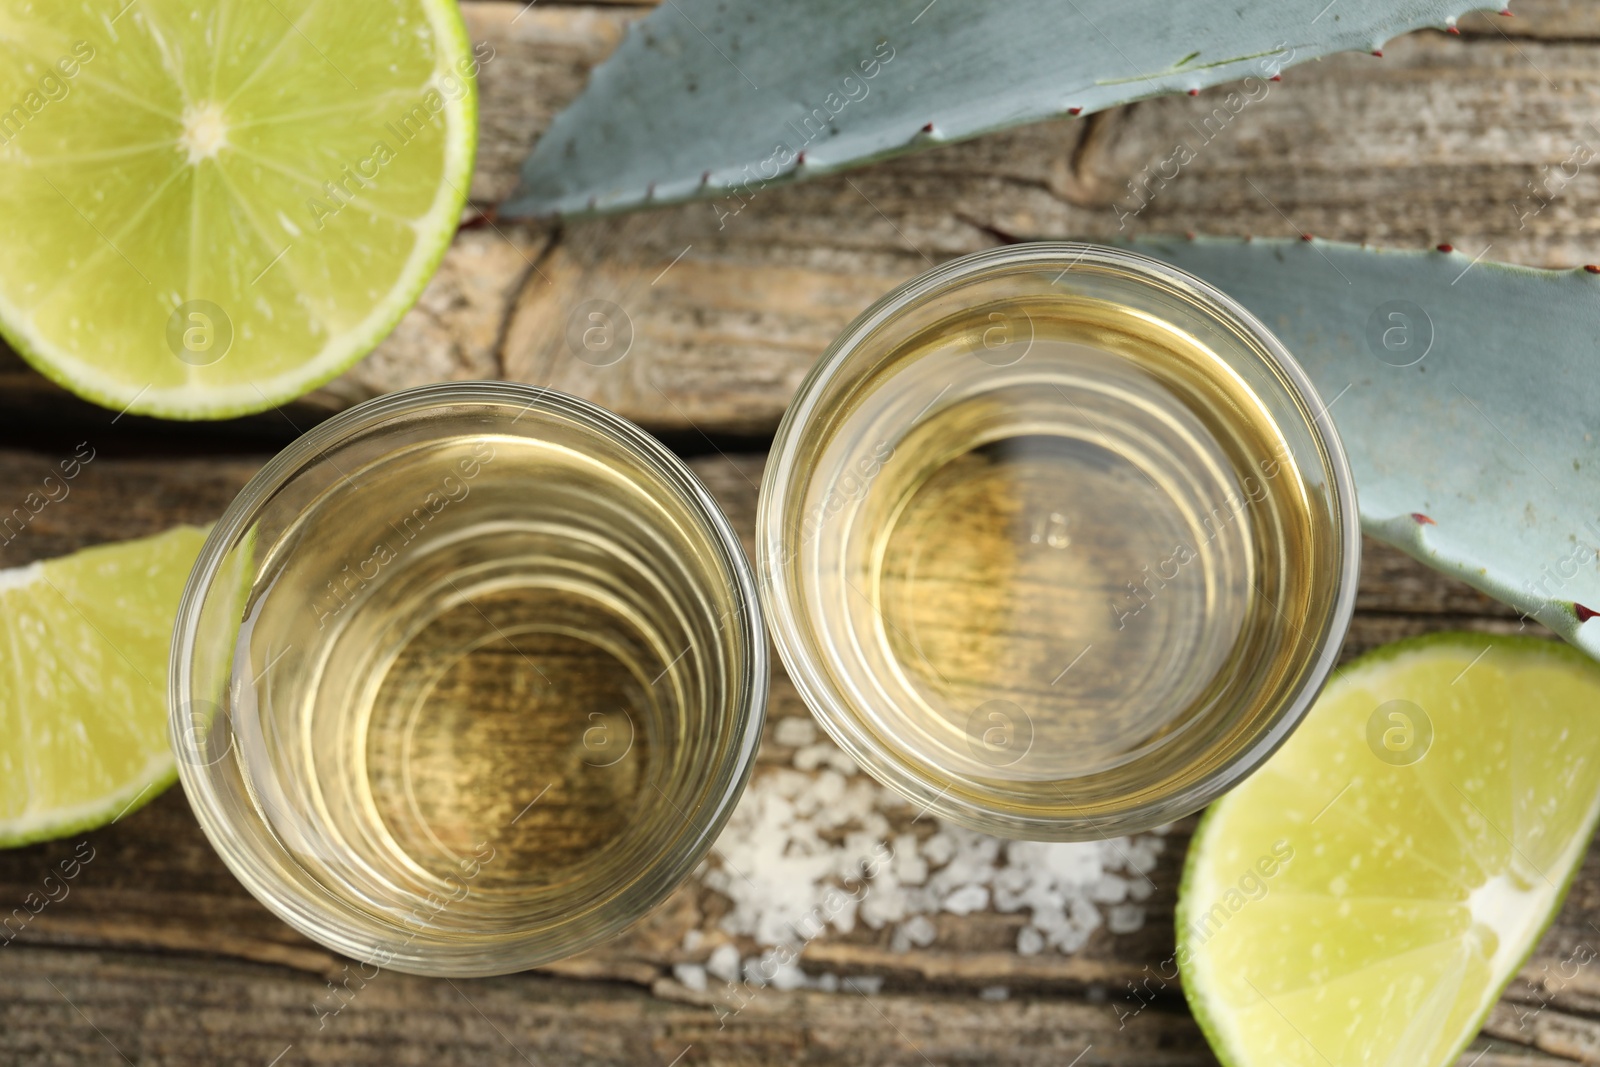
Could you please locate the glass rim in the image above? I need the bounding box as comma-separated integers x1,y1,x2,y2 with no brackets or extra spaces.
170,381,769,973
756,241,1361,838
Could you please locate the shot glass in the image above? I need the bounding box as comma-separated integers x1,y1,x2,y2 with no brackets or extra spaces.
171,383,766,976
757,243,1359,839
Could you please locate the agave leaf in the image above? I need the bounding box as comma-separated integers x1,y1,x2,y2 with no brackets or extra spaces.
503,0,1495,220
1127,236,1600,659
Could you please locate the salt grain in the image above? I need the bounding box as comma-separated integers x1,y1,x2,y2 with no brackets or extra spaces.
742,956,768,987
673,963,708,993
942,884,990,915
891,833,928,885
894,914,937,951
768,957,809,991
686,733,1165,992
774,717,818,747
1107,903,1146,935
706,943,741,984
1088,874,1129,904
793,742,858,775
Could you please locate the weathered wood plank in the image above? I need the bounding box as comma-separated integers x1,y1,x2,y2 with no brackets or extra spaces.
0,447,1592,1063
3,944,1578,1067
8,14,1600,432
4,945,1215,1067
417,21,1600,432
1461,1,1600,38
3,5,1600,1058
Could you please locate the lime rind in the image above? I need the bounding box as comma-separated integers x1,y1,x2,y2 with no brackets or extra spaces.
0,526,208,847
0,761,176,850
1179,633,1600,1067
0,1,478,420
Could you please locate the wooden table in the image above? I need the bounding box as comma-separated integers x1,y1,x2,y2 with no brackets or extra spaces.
4,2,1600,1063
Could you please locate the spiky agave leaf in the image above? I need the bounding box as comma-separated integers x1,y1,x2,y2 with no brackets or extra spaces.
1128,235,1600,659
503,0,1497,220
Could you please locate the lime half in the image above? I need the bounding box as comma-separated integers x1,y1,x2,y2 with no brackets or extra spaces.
0,1,477,419
1181,633,1600,1067
0,526,207,846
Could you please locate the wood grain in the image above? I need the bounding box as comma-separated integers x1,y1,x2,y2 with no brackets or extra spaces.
3,1,1600,1062
0,448,1594,1064
9,6,1600,431
383,12,1600,432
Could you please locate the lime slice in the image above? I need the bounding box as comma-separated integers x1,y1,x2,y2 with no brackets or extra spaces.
1180,633,1600,1066
0,526,207,846
0,1,476,419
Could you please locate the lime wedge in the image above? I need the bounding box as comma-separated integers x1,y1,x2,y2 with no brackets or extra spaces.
1180,633,1600,1066
0,1,476,419
0,526,207,846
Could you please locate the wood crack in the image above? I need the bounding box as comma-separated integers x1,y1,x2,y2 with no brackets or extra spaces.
493,222,563,380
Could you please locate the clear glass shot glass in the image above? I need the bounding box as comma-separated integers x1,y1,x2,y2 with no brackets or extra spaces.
757,244,1359,840
171,383,766,976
